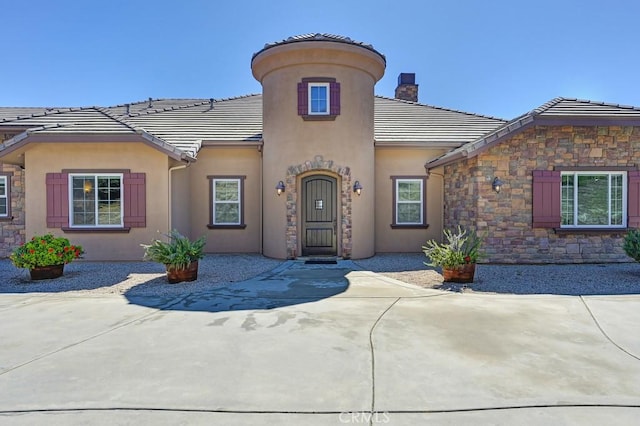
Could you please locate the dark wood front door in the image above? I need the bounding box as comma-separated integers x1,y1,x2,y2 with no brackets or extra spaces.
302,175,337,256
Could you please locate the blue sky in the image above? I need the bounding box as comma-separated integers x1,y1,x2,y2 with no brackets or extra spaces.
2,0,639,118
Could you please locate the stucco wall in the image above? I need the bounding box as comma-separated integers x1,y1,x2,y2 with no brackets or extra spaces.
170,165,191,238
187,146,262,253
253,40,385,259
445,125,640,263
25,142,170,261
374,148,445,253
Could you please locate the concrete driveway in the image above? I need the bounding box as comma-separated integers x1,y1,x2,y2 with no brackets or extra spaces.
1,260,639,425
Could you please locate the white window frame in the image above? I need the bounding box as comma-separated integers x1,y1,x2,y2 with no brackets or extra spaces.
308,82,330,115
0,175,8,217
212,178,242,225
395,178,424,225
68,173,124,228
560,171,627,228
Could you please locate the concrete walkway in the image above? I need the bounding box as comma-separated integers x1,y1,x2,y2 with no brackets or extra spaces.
1,260,639,425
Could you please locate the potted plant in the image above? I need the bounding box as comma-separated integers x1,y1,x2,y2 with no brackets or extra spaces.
141,230,206,283
10,234,84,280
623,228,640,262
422,226,483,283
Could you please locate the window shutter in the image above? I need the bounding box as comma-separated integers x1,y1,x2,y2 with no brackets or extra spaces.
46,172,69,228
297,82,308,115
123,172,146,228
628,170,640,227
330,82,341,115
532,170,561,228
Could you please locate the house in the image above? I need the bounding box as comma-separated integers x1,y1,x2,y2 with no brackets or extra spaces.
0,34,638,263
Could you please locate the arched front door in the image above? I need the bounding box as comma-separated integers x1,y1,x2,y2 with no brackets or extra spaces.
301,175,337,256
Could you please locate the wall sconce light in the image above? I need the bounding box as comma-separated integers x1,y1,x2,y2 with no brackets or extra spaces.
276,181,285,196
492,177,504,194
353,181,363,196
83,181,93,193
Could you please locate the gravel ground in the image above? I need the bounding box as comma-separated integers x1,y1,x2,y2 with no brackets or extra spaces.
1,253,639,296
354,253,640,296
0,254,283,297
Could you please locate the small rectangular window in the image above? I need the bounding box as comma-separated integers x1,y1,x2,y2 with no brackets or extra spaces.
561,171,627,228
391,176,428,228
308,83,329,115
0,175,8,217
69,174,123,227
209,177,247,227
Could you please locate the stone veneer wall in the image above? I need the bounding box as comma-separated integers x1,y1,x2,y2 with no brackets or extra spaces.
0,133,26,257
444,125,640,263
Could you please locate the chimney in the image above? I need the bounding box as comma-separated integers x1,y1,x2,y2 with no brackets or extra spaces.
395,73,418,102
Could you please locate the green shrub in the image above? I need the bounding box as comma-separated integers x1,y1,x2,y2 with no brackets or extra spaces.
10,234,84,269
623,229,640,262
423,226,483,268
141,230,206,269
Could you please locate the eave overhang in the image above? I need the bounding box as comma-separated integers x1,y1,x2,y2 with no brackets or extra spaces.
0,127,196,166
424,114,640,172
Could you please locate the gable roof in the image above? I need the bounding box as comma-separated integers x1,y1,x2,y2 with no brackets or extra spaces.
425,97,640,170
0,106,195,162
0,94,505,157
3,96,638,167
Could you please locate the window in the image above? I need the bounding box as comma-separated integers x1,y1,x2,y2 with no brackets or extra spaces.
46,171,145,231
0,174,9,218
309,83,329,115
297,77,340,120
391,176,428,228
208,176,246,228
69,174,123,227
561,172,626,228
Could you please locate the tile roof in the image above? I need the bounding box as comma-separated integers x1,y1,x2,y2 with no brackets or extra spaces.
0,107,137,133
374,96,506,147
253,33,385,62
534,97,640,117
425,97,640,170
2,96,639,165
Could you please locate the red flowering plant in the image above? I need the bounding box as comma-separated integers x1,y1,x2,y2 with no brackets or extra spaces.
10,234,84,269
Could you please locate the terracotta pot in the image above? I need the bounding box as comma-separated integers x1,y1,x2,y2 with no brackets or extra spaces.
30,264,65,280
166,261,199,284
442,263,476,283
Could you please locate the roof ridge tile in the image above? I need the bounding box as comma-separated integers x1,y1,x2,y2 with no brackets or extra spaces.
1,105,96,122
95,107,139,131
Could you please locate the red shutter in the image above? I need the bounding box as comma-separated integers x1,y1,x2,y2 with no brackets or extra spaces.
628,171,640,228
297,82,308,115
123,172,146,228
330,81,341,115
532,170,561,228
46,172,69,228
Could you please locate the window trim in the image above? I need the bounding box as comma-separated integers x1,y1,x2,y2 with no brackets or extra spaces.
207,175,247,229
0,172,12,221
390,176,429,229
68,173,124,229
308,82,330,116
560,170,627,229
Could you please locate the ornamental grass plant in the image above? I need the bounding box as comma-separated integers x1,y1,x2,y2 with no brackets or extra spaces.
10,234,84,269
141,230,206,270
422,226,483,268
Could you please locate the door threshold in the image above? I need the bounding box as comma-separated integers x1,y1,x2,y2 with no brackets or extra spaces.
301,256,339,265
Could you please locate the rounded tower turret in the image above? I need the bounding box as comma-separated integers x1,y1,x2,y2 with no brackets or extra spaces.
252,34,386,259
